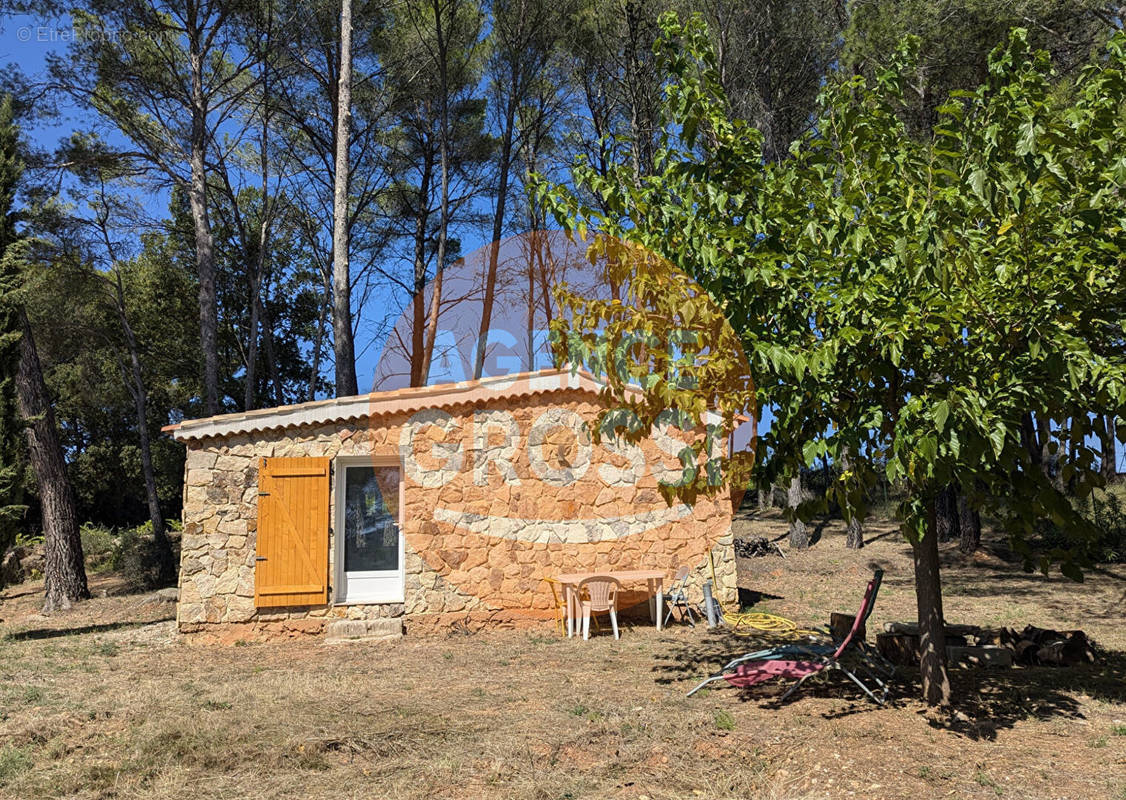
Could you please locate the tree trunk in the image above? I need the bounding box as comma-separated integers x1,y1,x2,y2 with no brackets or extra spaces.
244,276,260,410
1096,413,1117,482
787,473,809,549
913,498,950,706
935,483,959,542
473,96,516,380
535,230,554,360
757,485,768,512
1020,411,1041,473
128,363,174,586
526,232,536,368
1066,422,1078,494
112,276,175,585
331,0,358,397
188,44,219,415
957,492,981,555
422,251,445,382
114,295,174,583
1035,413,1052,480
841,446,863,548
15,310,88,611
259,292,283,407
421,0,452,384
308,263,330,401
409,156,433,387
1110,415,1121,481
245,74,274,411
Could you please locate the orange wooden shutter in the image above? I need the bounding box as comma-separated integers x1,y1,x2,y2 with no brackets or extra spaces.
255,457,330,608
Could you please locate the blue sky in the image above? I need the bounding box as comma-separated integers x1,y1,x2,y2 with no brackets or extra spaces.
3,11,775,452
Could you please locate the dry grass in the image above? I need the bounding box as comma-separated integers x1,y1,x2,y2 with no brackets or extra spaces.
0,515,1123,800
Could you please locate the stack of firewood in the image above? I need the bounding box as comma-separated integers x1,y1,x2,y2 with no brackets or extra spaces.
734,537,786,559
978,625,1096,666
875,622,1096,668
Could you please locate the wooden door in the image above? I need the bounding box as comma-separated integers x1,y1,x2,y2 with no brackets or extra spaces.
255,457,330,608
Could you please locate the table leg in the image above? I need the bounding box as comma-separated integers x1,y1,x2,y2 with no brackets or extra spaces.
656,579,664,631
647,579,657,624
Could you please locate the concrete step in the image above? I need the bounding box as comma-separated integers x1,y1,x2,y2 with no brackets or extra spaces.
324,618,403,643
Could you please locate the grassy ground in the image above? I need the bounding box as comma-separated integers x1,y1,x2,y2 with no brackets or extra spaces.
0,513,1123,800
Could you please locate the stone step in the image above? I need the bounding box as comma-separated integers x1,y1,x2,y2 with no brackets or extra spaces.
323,618,403,643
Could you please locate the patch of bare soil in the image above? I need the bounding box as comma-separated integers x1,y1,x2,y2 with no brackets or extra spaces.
0,520,1122,800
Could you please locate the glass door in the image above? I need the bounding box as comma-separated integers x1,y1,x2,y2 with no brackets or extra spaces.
335,459,403,603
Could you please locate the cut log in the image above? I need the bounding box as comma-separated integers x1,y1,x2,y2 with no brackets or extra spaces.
946,645,1013,668
976,627,1021,650
883,621,980,637
878,631,969,666
877,632,919,666
830,612,865,643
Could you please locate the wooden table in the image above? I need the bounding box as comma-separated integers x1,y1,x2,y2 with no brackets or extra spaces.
554,570,666,637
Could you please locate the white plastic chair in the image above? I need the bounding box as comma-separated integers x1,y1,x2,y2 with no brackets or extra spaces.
576,575,622,640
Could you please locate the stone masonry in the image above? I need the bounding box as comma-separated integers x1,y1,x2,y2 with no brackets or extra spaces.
176,387,737,637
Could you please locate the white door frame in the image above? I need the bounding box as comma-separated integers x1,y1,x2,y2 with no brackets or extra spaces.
333,454,405,604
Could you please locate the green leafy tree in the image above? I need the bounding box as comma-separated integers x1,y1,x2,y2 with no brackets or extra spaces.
545,16,1126,705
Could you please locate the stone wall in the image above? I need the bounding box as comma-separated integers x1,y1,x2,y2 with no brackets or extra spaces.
177,389,737,636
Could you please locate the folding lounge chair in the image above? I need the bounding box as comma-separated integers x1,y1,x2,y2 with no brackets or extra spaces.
710,568,885,671
686,569,890,704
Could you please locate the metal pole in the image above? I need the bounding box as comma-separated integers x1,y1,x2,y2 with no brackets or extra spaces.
703,580,719,627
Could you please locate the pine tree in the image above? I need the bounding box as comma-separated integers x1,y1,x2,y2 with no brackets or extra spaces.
0,96,27,572
0,97,89,608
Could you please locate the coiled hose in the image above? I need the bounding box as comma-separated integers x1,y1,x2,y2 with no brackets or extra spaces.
708,552,817,638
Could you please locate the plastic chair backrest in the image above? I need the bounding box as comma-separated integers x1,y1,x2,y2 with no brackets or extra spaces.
672,565,691,584
577,576,621,612
543,576,563,607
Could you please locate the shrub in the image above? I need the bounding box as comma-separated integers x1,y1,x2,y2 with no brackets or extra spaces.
1039,485,1126,564
1083,487,1126,563
110,524,179,592
79,523,115,570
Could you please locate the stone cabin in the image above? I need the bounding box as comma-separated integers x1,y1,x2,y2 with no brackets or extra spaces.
165,368,738,639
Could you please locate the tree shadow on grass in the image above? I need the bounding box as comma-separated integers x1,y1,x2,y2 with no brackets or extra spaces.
923,651,1126,740
862,528,901,546
3,617,173,641
809,515,834,546
0,587,43,601
653,629,1126,741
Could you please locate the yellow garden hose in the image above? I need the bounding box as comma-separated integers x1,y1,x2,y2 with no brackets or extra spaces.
708,551,817,638
723,611,807,637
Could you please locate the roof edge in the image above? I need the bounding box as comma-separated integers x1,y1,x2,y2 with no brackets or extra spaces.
168,367,609,443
